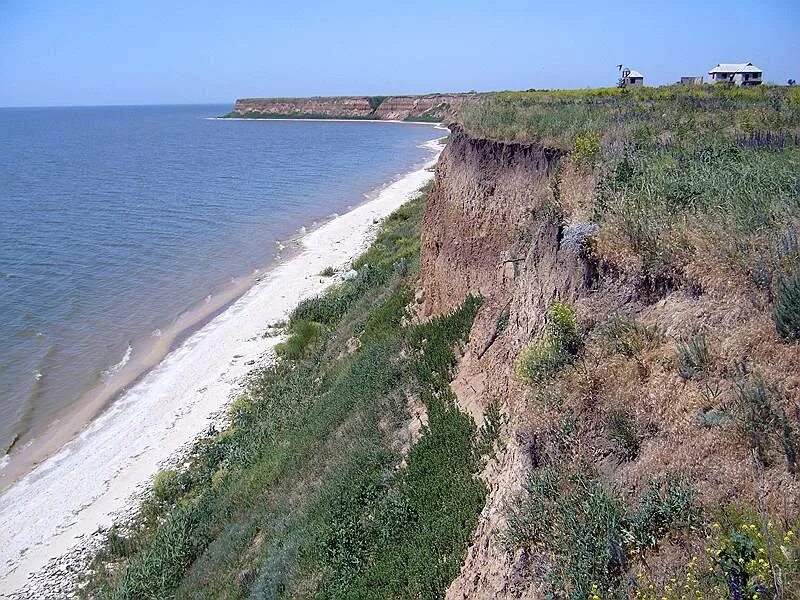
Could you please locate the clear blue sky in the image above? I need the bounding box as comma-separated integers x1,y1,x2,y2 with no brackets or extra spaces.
1,0,798,107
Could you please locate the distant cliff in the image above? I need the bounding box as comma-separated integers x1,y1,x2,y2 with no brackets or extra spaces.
225,93,479,122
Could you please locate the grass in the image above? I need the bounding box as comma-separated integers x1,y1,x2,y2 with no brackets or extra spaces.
507,465,695,598
676,333,712,380
81,186,490,599
775,267,800,340
460,86,800,285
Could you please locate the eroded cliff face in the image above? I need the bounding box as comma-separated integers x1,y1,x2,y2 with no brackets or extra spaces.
416,129,600,598
231,93,476,121
420,121,800,600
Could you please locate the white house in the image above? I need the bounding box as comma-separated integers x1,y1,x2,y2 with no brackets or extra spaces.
622,69,644,87
708,63,763,86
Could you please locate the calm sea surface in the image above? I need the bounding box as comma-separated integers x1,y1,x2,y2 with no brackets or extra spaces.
0,105,440,455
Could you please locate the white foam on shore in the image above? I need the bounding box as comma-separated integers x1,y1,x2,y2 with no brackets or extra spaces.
0,139,442,594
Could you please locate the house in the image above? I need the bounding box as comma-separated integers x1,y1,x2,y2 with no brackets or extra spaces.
708,62,763,86
622,69,644,87
680,76,703,85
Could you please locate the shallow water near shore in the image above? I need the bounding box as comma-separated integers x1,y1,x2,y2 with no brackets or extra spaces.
0,105,440,475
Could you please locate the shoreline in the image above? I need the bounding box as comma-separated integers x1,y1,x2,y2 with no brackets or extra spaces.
209,116,447,126
0,139,443,596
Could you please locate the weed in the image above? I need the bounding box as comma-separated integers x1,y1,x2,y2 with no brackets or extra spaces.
676,333,712,380
573,132,601,164
508,468,695,598
623,477,696,555
319,266,336,277
731,374,777,466
598,315,656,358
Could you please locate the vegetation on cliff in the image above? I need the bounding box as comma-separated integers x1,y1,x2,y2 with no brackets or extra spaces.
81,187,497,599
457,85,800,598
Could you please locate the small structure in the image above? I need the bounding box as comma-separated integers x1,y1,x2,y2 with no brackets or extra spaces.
680,76,703,85
622,69,644,87
708,62,763,86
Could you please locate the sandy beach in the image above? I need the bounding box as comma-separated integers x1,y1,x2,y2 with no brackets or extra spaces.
0,138,442,596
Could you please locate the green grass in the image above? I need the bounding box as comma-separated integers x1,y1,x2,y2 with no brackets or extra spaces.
82,186,490,600
460,86,800,286
507,467,695,599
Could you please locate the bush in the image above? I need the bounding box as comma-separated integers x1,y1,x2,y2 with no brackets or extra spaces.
320,266,336,277
774,269,800,340
152,469,182,504
517,300,581,383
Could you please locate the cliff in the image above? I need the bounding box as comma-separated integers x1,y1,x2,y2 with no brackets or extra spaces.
416,87,800,598
75,87,800,599
228,93,478,121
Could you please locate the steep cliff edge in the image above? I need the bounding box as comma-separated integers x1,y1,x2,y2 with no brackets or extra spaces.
417,93,800,597
228,93,477,121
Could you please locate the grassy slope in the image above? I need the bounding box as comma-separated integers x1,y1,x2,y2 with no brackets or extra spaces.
462,86,800,597
83,187,495,599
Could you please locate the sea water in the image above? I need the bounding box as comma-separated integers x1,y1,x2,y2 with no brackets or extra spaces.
0,104,440,459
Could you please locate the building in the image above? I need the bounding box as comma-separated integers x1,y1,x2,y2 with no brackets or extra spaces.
680,76,703,85
708,63,763,86
622,69,644,87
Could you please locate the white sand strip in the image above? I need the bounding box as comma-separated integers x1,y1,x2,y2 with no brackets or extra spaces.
0,140,441,595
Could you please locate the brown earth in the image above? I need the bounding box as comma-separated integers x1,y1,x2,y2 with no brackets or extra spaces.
413,127,800,598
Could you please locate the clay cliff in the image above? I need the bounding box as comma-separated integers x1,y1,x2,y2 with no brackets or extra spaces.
228,93,478,121
415,120,799,597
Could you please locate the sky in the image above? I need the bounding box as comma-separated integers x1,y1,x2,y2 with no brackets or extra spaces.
1,0,798,107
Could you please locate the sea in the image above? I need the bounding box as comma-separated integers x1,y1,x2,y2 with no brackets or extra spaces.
0,104,441,465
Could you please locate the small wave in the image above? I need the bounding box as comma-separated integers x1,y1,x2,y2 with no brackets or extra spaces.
0,454,9,471
205,294,213,304
298,226,307,234
152,328,162,338
33,370,43,381
102,343,133,379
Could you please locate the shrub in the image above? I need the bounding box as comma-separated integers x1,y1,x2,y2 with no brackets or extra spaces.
774,269,800,340
517,300,582,384
319,266,336,277
152,469,182,504
676,333,711,379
